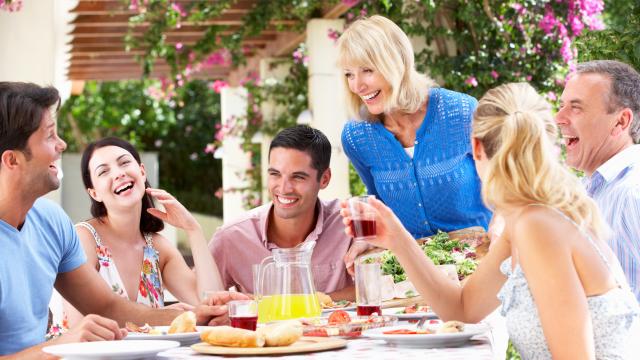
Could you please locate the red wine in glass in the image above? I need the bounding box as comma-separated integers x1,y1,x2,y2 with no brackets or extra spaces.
351,219,376,239
357,305,382,316
230,316,258,331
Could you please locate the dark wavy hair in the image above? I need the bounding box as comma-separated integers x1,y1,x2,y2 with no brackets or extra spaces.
81,137,164,233
269,125,331,181
0,82,60,159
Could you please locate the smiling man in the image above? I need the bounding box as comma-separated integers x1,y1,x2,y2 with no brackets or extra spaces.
556,60,640,300
209,125,354,299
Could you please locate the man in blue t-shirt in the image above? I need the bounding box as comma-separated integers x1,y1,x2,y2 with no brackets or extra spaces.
0,82,244,358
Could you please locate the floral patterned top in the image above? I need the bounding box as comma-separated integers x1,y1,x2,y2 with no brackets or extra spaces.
76,222,164,307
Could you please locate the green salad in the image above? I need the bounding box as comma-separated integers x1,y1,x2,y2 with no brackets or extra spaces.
366,231,478,283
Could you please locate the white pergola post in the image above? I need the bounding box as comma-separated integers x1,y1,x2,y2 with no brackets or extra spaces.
0,0,77,205
258,58,291,202
306,19,350,200
220,86,251,221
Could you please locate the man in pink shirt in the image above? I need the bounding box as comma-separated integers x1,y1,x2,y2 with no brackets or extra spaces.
209,125,355,300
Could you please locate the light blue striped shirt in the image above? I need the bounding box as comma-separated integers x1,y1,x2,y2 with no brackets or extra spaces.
586,144,640,302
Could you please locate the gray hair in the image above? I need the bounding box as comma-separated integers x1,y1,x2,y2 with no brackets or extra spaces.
576,60,640,143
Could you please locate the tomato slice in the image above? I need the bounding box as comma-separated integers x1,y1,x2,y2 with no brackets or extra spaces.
403,305,418,314
383,329,417,335
327,310,351,325
304,329,329,337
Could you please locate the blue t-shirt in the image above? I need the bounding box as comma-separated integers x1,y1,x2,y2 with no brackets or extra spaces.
342,88,492,238
0,198,86,355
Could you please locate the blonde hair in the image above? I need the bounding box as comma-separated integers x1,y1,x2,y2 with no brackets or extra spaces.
473,83,608,239
337,15,436,120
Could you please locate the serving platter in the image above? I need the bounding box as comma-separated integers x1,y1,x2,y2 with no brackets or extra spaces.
191,336,347,355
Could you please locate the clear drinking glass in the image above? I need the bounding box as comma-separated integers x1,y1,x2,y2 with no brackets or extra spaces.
348,195,377,242
228,300,259,331
355,261,382,316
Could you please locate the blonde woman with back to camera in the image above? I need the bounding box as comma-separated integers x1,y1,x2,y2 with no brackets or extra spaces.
341,83,639,359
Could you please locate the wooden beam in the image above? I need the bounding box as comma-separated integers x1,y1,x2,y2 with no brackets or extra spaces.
71,0,255,15
69,33,277,45
225,2,352,85
71,13,296,27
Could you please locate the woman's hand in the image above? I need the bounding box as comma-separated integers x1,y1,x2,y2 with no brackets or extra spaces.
146,188,200,232
339,197,413,252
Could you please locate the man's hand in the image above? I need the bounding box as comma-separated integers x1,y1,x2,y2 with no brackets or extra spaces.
195,291,251,326
344,241,375,276
55,314,126,343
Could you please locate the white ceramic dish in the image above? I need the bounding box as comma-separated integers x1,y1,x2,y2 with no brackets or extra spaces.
42,340,179,359
363,324,488,348
125,326,214,345
321,305,356,314
381,307,438,320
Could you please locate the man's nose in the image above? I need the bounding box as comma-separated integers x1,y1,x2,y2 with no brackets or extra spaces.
280,178,294,193
555,106,569,125
57,137,67,152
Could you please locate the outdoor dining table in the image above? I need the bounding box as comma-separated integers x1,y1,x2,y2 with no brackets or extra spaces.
157,335,494,360
155,319,498,360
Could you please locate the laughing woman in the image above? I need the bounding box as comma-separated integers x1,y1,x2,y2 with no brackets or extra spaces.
338,16,491,240
341,83,639,359
63,137,224,325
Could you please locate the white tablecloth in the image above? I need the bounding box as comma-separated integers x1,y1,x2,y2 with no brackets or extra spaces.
158,336,494,360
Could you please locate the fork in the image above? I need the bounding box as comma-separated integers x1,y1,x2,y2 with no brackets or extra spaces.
416,316,430,330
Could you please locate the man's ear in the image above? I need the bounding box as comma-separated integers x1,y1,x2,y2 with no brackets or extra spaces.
0,150,21,170
612,108,633,138
319,168,331,190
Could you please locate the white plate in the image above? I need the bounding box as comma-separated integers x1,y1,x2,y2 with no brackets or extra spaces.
363,324,488,348
42,340,179,359
125,326,213,345
321,305,356,314
381,307,438,320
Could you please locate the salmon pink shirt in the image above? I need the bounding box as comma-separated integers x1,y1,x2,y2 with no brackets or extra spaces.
208,198,354,294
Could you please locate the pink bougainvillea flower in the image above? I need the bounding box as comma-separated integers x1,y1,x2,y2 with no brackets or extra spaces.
490,70,500,80
465,76,478,87
209,80,229,94
214,187,223,199
539,8,557,35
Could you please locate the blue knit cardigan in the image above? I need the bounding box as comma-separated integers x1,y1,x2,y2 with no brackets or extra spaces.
342,87,492,239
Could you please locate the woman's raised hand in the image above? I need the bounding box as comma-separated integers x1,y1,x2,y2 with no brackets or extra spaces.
339,197,413,252
146,188,200,232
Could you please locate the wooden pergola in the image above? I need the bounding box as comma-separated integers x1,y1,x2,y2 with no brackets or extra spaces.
68,0,351,84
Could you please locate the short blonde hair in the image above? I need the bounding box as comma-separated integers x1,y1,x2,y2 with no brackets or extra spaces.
337,15,436,120
473,83,608,240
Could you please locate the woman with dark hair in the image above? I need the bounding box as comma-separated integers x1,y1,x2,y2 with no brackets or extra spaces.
64,137,223,325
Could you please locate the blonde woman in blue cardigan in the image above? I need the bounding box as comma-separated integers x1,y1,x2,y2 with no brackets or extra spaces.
338,16,491,241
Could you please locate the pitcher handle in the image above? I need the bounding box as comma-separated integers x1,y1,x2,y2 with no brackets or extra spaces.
257,256,274,300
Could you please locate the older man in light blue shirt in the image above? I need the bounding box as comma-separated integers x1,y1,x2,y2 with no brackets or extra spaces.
557,60,640,301
587,145,640,300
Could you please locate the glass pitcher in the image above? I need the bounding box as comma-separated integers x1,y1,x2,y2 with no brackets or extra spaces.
256,246,321,323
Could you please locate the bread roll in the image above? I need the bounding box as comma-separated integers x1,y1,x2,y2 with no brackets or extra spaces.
168,311,197,334
201,326,266,348
258,320,302,347
316,292,333,307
